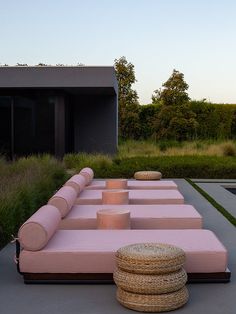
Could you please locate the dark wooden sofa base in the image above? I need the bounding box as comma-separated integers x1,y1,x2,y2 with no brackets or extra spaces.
23,270,231,284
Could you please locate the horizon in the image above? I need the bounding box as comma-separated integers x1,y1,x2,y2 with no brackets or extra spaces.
1,0,236,104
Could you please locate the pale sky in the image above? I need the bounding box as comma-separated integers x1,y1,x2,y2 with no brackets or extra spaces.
0,0,236,104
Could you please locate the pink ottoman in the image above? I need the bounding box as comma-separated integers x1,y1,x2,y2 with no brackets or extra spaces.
102,190,129,205
106,179,128,189
97,209,130,229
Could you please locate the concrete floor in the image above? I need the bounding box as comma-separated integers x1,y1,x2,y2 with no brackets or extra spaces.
0,179,235,314
196,181,236,218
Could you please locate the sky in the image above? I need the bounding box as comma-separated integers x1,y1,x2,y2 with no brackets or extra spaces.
0,0,236,104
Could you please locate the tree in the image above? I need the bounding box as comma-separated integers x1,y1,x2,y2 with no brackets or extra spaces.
114,56,140,139
152,69,198,140
152,69,189,106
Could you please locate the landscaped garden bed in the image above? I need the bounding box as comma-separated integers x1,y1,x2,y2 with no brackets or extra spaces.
0,155,67,249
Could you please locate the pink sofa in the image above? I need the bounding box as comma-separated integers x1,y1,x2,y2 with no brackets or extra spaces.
17,203,230,283
76,189,184,205
15,169,231,283
86,180,178,190
18,227,230,283
59,204,203,230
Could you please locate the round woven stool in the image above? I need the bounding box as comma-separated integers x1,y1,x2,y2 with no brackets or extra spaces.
114,267,187,294
102,190,129,205
97,209,130,229
106,179,128,189
134,171,162,180
117,286,189,313
116,243,185,274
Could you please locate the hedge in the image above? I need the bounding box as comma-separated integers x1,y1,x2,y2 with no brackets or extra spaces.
64,155,236,179
122,101,236,140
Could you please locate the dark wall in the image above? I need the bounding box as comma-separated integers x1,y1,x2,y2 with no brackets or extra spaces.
0,97,11,155
0,95,55,158
0,87,118,157
73,95,117,154
0,67,118,94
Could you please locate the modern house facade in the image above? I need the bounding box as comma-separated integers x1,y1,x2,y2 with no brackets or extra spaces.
0,66,118,158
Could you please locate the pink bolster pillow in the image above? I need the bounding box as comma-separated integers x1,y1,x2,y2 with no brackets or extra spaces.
106,179,128,189
80,167,94,185
64,174,86,194
48,186,77,218
102,190,129,205
18,205,60,251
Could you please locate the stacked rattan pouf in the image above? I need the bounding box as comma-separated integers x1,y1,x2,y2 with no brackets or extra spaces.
114,243,189,312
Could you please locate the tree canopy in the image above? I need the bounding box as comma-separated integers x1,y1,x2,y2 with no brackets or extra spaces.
152,69,189,106
114,56,140,139
151,69,198,140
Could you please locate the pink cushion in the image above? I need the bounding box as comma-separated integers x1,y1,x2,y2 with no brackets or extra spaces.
48,186,77,218
76,190,184,205
106,179,128,189
86,180,178,190
19,229,227,273
102,190,129,205
59,204,202,230
18,205,60,251
97,209,130,229
80,167,94,185
65,174,86,194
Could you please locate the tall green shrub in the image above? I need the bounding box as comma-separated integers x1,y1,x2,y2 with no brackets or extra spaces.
0,155,67,249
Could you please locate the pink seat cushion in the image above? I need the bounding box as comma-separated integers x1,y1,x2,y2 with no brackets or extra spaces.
19,229,227,273
48,186,77,218
86,180,178,190
102,190,129,205
76,190,184,205
65,174,86,194
80,167,94,185
59,204,202,230
18,205,61,251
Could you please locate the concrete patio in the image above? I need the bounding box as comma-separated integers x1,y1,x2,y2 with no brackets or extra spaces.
0,179,235,314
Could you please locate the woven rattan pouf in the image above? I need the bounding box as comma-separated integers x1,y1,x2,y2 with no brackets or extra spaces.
114,243,189,312
117,286,189,313
134,171,162,180
114,267,187,294
116,243,185,274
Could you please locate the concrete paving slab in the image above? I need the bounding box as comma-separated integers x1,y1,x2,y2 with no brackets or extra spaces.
0,179,235,314
192,179,236,183
196,182,236,218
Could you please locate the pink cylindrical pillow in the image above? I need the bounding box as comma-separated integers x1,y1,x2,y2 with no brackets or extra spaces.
80,167,94,185
18,205,60,251
97,209,130,229
48,186,77,218
65,174,86,194
106,179,128,190
102,190,129,205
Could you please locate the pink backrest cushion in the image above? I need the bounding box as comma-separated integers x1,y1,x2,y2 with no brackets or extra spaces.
80,167,94,185
18,205,60,251
64,174,86,194
48,186,77,217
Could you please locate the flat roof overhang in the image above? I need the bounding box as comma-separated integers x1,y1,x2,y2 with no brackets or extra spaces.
0,66,118,95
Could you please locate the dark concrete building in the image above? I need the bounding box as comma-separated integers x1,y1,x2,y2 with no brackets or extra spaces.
0,66,118,158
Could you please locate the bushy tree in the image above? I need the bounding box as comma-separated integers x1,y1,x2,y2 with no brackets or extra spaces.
114,56,140,139
152,69,189,106
152,69,198,140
